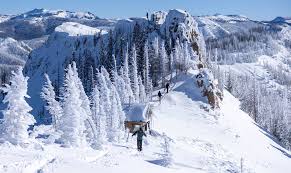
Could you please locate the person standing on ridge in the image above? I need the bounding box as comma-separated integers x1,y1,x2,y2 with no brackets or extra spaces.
165,83,170,93
158,91,162,103
132,127,147,151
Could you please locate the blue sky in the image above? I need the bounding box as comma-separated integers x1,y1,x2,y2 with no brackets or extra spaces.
0,0,290,21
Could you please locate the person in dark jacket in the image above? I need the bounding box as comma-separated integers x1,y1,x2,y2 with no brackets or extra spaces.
132,127,147,151
158,91,162,103
165,83,170,93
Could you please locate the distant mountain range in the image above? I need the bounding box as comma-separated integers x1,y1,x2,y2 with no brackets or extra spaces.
0,9,290,84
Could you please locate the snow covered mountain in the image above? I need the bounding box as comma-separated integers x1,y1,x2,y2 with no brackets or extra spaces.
10,8,97,20
0,8,116,40
270,17,291,25
23,22,106,122
0,8,115,86
23,9,206,122
0,15,10,23
195,14,263,39
0,37,30,65
0,8,290,173
0,37,32,85
0,70,290,173
115,9,206,58
202,13,291,152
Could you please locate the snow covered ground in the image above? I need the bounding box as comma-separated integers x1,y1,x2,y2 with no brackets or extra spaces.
0,70,290,173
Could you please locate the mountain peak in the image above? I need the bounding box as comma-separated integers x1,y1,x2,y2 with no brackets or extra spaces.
27,8,47,14
271,16,291,24
205,14,250,22
11,8,98,20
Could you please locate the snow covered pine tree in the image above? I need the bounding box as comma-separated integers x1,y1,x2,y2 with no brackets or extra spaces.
0,68,36,145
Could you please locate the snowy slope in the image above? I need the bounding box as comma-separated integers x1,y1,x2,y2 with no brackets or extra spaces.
0,37,31,66
24,9,206,123
55,22,102,36
196,14,263,39
1,70,290,173
23,22,107,122
0,15,11,23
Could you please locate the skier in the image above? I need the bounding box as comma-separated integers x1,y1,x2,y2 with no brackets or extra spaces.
158,91,162,103
165,83,170,93
132,127,147,151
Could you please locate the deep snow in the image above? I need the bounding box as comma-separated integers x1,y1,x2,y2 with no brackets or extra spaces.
0,70,290,173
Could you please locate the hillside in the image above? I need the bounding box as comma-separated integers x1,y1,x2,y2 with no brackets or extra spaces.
0,8,291,173
195,14,263,40
0,70,290,173
23,9,206,122
0,8,115,40
0,37,32,85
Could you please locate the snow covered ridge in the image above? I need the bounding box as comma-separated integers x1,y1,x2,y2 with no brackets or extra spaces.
0,69,290,173
195,14,263,39
0,15,11,23
271,16,291,25
23,9,207,120
0,37,30,66
0,9,115,40
55,22,106,36
11,8,98,20
202,14,250,23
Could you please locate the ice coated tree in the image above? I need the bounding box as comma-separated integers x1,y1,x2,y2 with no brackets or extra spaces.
101,66,113,88
133,22,147,78
276,88,290,148
160,41,167,87
131,45,140,103
169,52,174,81
98,37,107,68
149,37,160,86
91,86,100,128
216,66,225,92
41,74,63,129
143,41,152,95
107,85,119,142
115,89,125,132
112,86,125,141
98,67,125,142
182,42,191,73
138,76,146,103
71,62,97,145
60,64,87,147
97,68,112,138
91,85,107,149
85,65,94,94
105,30,115,76
122,45,134,104
0,68,36,145
173,40,181,74
72,63,92,117
113,69,127,104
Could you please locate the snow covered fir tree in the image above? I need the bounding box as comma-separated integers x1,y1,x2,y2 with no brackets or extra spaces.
0,5,290,173
0,68,36,146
